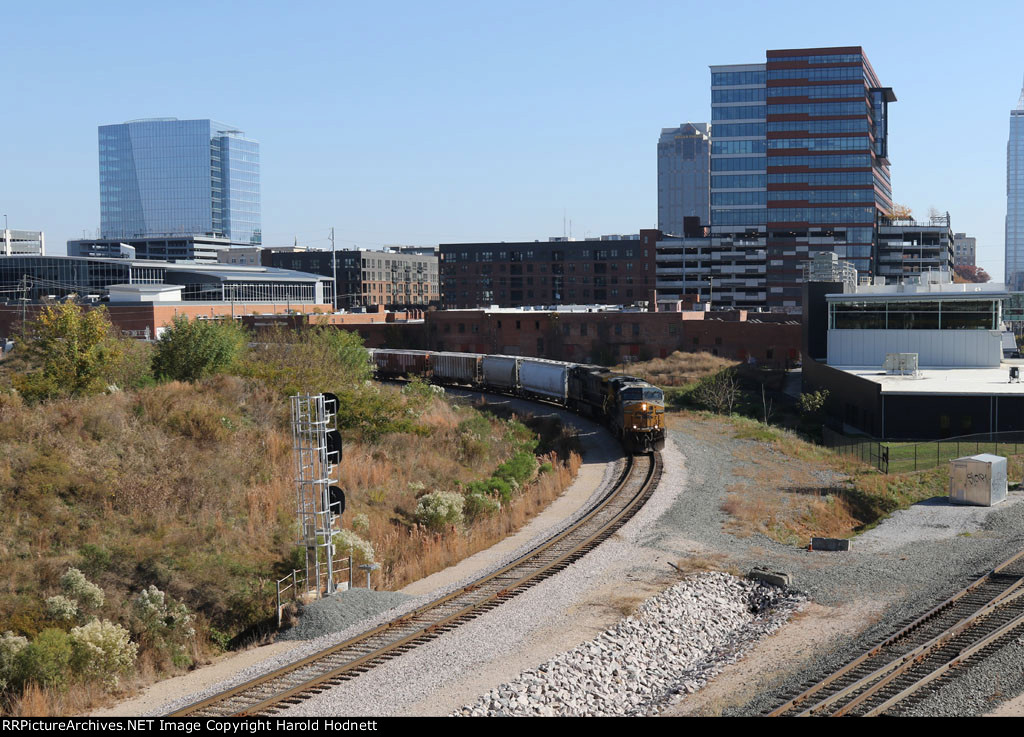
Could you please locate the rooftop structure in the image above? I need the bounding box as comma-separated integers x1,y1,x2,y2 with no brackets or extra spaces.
1,229,44,256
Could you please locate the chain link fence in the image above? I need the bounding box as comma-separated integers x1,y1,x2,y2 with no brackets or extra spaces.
823,428,1024,475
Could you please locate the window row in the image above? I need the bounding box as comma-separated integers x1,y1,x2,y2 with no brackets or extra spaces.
767,84,865,99
768,207,875,223
770,54,862,64
768,66,865,81
767,136,870,152
767,101,867,116
768,171,874,185
767,154,873,169
767,118,869,134
712,87,766,103
710,156,766,172
768,188,876,203
711,105,766,121
711,70,766,87
712,122,766,138
711,209,768,226
712,191,767,206
712,140,767,155
712,174,767,188
829,300,999,330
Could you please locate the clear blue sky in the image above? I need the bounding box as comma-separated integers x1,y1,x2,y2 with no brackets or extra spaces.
2,0,1021,279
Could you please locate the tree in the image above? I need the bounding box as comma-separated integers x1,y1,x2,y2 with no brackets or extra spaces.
152,314,247,382
952,265,991,284
693,368,740,415
13,300,124,401
890,203,914,220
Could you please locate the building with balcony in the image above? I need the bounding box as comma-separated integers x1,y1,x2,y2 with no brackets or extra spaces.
266,247,439,310
875,214,954,282
1,229,44,256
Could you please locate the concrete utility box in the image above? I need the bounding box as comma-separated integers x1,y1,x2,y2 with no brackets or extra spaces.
949,454,1007,507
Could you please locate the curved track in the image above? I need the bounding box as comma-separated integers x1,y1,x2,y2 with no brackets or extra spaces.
767,550,1024,717
170,450,662,716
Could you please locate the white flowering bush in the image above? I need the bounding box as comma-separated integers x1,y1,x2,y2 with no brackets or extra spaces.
45,595,79,622
0,631,28,692
333,529,375,564
70,619,137,689
351,513,370,533
413,491,465,532
132,586,195,667
60,567,104,610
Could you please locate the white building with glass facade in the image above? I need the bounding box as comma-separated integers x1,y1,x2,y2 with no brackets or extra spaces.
98,118,260,245
657,123,711,236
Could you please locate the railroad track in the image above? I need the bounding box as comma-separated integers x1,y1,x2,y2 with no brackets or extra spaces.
170,451,662,716
768,550,1024,717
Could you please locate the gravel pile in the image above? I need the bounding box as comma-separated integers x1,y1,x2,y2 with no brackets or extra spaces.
454,572,805,716
278,589,413,641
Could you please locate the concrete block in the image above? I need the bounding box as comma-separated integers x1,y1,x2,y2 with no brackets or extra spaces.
748,567,791,587
810,537,851,552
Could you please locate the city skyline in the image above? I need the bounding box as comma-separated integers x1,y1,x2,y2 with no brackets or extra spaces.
1,1,1019,281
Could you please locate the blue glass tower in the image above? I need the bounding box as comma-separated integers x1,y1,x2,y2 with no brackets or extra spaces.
1007,84,1024,291
99,118,260,244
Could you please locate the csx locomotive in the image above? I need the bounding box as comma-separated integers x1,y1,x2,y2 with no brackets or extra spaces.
369,349,665,453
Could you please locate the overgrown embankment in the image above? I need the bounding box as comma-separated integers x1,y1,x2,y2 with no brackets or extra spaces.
0,305,582,715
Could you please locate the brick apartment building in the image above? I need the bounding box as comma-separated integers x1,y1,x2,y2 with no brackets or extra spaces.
439,230,660,309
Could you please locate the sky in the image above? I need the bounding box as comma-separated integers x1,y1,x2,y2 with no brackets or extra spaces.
1,0,1021,280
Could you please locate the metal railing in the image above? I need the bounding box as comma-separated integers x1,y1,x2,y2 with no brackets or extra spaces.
822,426,889,473
275,554,354,627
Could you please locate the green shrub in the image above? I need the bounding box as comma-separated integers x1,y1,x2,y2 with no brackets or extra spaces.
15,628,73,690
60,568,104,611
464,477,513,504
351,513,370,533
132,586,195,667
413,491,465,532
69,619,137,689
0,631,28,692
44,595,78,623
152,314,247,383
494,451,538,486
463,492,500,522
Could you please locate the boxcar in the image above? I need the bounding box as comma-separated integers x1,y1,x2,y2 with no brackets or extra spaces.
519,358,570,403
373,349,430,378
431,352,482,386
481,355,519,391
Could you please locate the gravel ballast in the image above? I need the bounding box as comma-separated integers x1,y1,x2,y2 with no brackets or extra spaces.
454,572,805,716
278,589,413,641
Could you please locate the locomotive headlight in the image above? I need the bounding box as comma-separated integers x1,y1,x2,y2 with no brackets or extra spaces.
641,403,647,411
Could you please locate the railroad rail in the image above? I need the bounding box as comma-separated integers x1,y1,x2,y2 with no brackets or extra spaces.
170,451,662,716
768,550,1024,717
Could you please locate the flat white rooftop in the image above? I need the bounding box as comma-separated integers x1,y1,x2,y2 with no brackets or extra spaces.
836,364,1024,396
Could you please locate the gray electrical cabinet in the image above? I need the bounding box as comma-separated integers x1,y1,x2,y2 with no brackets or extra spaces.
949,454,1007,507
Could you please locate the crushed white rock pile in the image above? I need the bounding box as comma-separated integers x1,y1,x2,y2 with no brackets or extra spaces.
455,572,805,717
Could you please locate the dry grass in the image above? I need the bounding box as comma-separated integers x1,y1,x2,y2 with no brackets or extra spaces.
614,351,737,387
0,370,584,715
670,411,940,547
376,451,582,590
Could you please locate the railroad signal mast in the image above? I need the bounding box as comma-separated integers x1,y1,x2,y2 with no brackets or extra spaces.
290,392,345,597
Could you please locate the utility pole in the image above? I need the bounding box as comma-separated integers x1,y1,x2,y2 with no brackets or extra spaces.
330,227,337,312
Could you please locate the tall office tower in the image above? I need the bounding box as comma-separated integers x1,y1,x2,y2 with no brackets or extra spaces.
764,47,894,307
709,64,767,233
1006,84,1024,291
99,118,260,244
657,123,711,235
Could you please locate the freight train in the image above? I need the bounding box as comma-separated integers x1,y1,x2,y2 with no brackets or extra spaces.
369,349,666,453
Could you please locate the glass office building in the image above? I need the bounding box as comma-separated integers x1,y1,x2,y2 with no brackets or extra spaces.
1006,85,1024,291
657,123,711,235
99,119,260,245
